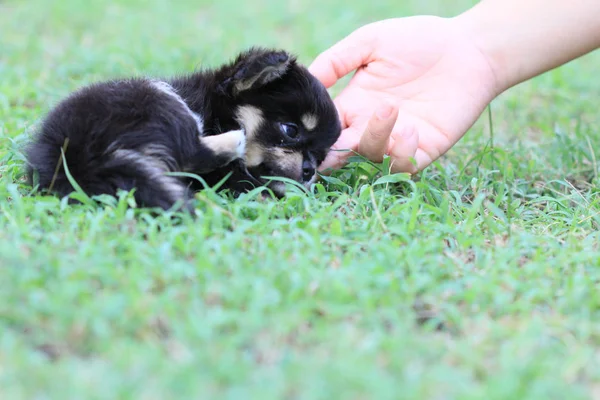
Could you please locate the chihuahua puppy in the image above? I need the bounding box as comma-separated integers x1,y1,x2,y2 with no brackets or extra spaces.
25,48,341,211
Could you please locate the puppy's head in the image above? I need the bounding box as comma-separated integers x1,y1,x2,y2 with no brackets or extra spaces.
217,48,341,196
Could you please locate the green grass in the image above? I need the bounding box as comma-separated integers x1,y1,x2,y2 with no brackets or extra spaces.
2,0,600,398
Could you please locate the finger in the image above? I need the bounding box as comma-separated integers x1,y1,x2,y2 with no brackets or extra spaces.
308,29,374,88
333,100,348,130
317,125,362,173
357,104,399,163
318,149,347,174
387,125,420,174
413,148,434,172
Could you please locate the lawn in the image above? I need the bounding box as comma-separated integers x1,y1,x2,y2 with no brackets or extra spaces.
1,0,600,398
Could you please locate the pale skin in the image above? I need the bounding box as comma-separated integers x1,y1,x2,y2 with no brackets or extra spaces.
309,0,600,174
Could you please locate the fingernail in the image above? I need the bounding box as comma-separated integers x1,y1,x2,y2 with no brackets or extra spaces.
376,104,394,120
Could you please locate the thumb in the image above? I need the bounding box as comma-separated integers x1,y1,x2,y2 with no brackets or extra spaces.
357,104,399,163
308,29,374,88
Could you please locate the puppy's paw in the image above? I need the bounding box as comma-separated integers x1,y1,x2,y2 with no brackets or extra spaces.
202,129,246,162
230,129,246,160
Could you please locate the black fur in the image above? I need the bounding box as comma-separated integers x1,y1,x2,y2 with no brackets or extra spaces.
24,48,341,212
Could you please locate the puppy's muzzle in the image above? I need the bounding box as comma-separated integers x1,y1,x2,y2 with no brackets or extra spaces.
302,159,316,183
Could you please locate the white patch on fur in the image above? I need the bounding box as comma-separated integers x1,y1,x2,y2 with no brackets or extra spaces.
235,106,265,167
202,129,246,161
112,149,185,202
301,114,318,131
150,80,204,133
232,130,246,159
141,144,179,171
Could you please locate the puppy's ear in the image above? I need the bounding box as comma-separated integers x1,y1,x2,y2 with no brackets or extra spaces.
219,48,293,95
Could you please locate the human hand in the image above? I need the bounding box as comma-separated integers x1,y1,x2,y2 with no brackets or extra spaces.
309,16,500,173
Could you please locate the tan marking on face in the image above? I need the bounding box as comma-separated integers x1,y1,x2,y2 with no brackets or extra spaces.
271,148,302,181
235,105,264,139
301,113,318,131
245,143,265,167
235,106,266,167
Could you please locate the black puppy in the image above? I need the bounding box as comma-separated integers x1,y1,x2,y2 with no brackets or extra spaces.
25,48,341,211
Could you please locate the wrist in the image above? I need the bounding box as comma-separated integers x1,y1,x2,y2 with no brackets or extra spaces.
453,0,600,96
451,4,511,97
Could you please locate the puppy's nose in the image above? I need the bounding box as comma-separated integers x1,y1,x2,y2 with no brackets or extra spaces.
302,160,315,181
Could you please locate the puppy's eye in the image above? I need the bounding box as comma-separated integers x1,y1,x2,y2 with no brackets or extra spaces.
278,122,299,139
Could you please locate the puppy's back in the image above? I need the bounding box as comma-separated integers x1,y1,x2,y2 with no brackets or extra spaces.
26,79,198,209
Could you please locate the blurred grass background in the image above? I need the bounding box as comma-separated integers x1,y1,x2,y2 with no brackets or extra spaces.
1,0,600,399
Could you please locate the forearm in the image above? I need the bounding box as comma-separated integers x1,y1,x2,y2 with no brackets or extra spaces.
455,0,600,95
